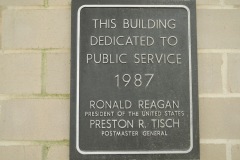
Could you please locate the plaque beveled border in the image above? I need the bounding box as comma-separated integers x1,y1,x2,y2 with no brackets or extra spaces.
76,5,193,155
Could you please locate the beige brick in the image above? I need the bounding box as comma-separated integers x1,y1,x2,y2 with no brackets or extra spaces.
48,146,69,160
0,53,41,94
228,54,240,93
197,0,220,5
232,145,240,160
0,99,69,140
200,144,226,160
198,54,222,93
197,10,240,49
2,9,70,49
200,98,240,139
0,146,42,160
46,52,70,94
0,0,42,6
225,0,240,5
49,0,71,5
0,13,1,49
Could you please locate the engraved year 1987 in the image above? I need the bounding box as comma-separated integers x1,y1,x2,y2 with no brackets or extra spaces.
115,74,154,88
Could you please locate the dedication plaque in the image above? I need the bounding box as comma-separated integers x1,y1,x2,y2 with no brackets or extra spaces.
70,0,199,159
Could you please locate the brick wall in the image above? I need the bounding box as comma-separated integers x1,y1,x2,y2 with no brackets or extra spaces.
0,0,239,160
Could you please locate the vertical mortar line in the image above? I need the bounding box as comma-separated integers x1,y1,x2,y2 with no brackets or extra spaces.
221,53,228,94
44,0,49,8
41,50,47,95
220,0,225,7
42,145,50,160
226,143,232,160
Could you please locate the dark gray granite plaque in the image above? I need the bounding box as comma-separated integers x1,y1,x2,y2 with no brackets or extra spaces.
70,0,199,159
